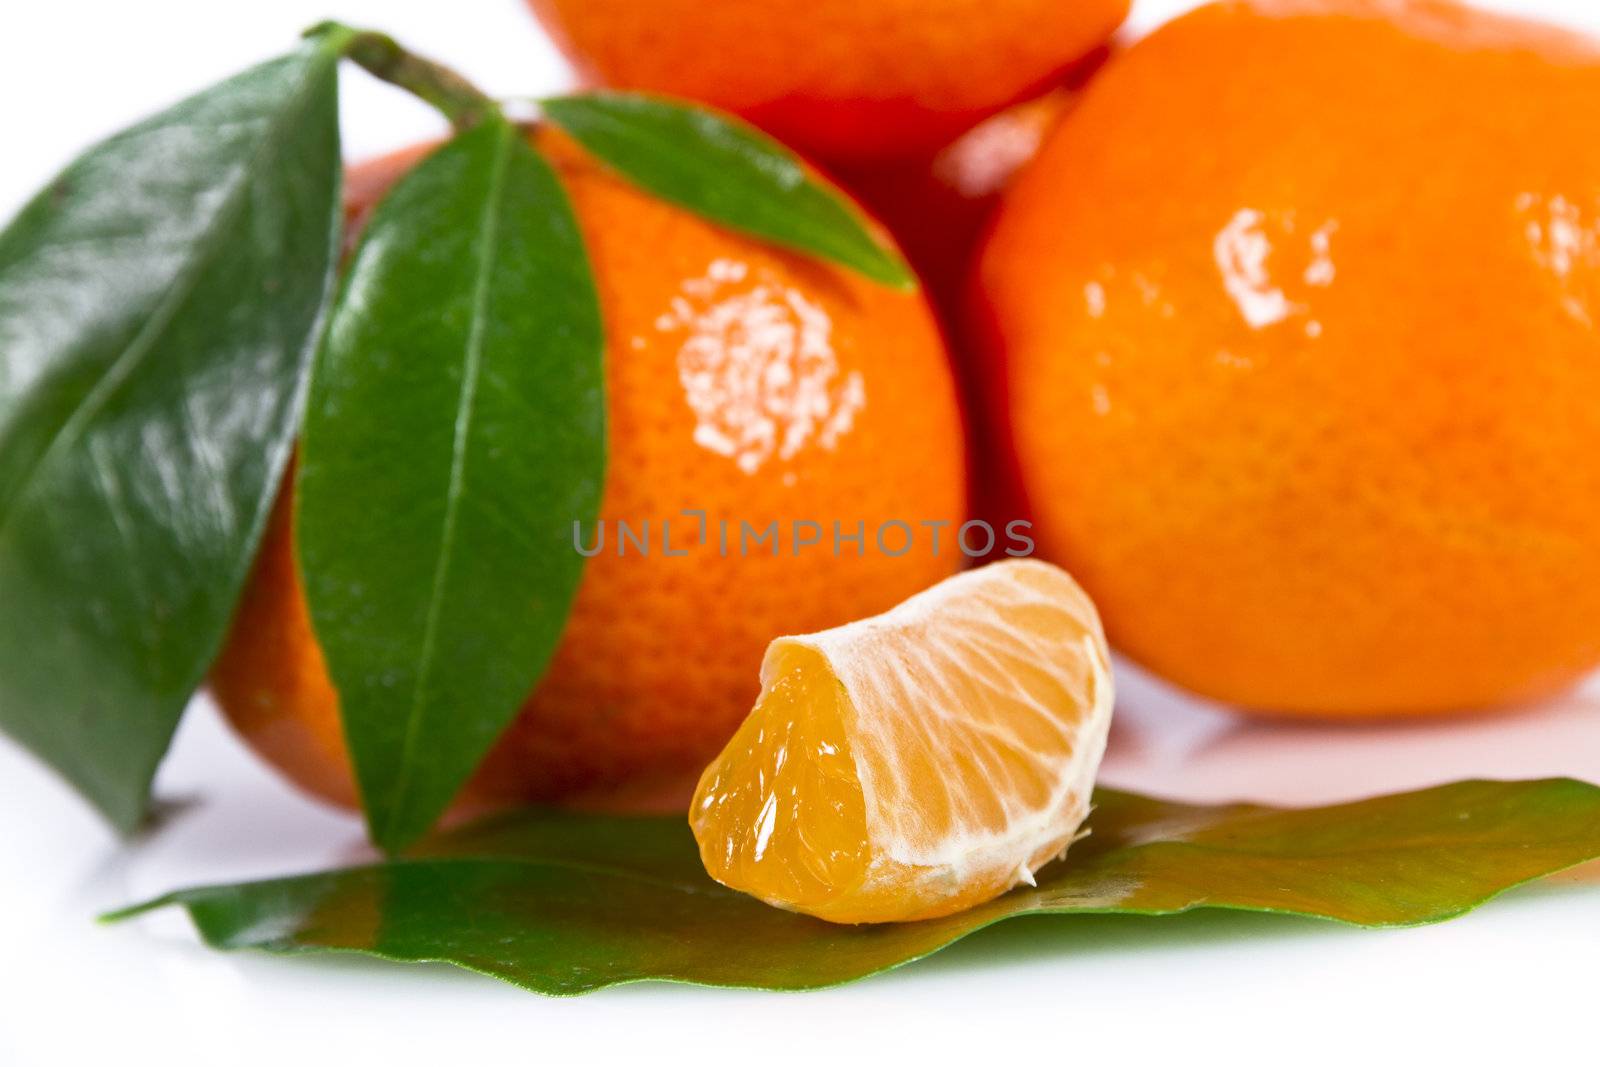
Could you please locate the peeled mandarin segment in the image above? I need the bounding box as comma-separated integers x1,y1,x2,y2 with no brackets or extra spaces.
690,559,1114,924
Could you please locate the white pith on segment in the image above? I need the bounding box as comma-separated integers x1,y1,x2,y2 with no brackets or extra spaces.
769,558,1115,903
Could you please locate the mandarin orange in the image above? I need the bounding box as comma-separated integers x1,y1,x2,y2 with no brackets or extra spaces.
524,0,1129,162
971,0,1600,716
211,129,967,809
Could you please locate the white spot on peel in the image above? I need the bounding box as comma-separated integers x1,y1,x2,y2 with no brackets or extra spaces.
1517,192,1599,325
707,258,749,284
659,259,866,474
1090,384,1112,416
1214,209,1340,331
1133,272,1162,307
1084,281,1106,319
1305,222,1338,287
1215,208,1297,328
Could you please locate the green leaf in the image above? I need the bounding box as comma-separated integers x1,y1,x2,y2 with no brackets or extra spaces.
541,92,914,288
296,117,605,852
0,41,345,831
108,779,1600,994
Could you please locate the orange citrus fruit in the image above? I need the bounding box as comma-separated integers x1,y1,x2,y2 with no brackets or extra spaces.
691,559,1113,924
970,0,1600,717
211,129,967,810
525,0,1130,162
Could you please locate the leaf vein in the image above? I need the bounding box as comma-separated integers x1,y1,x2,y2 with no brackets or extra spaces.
382,120,516,838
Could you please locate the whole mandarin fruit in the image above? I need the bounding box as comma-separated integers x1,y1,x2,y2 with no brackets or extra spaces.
524,0,1129,162
971,0,1600,716
211,129,967,810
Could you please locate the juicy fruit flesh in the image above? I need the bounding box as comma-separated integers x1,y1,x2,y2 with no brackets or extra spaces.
693,644,871,910
691,560,1114,924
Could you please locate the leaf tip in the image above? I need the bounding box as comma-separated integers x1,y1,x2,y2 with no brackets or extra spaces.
98,896,172,925
876,254,920,292
364,798,428,857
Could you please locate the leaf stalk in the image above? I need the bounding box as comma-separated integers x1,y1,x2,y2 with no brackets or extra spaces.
307,21,499,132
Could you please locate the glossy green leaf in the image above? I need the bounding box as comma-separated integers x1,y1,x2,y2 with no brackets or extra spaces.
110,778,1600,994
541,92,914,288
0,40,345,831
296,117,605,852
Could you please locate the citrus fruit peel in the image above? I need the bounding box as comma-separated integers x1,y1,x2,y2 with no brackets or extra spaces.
690,559,1114,924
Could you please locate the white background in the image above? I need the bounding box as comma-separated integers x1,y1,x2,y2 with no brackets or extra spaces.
3,1,1600,1063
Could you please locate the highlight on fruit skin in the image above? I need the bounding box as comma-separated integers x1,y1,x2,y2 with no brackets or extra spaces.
836,49,1107,315
690,559,1114,924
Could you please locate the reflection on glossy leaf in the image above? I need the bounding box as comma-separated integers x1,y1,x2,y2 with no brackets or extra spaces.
0,40,345,830
110,779,1600,995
